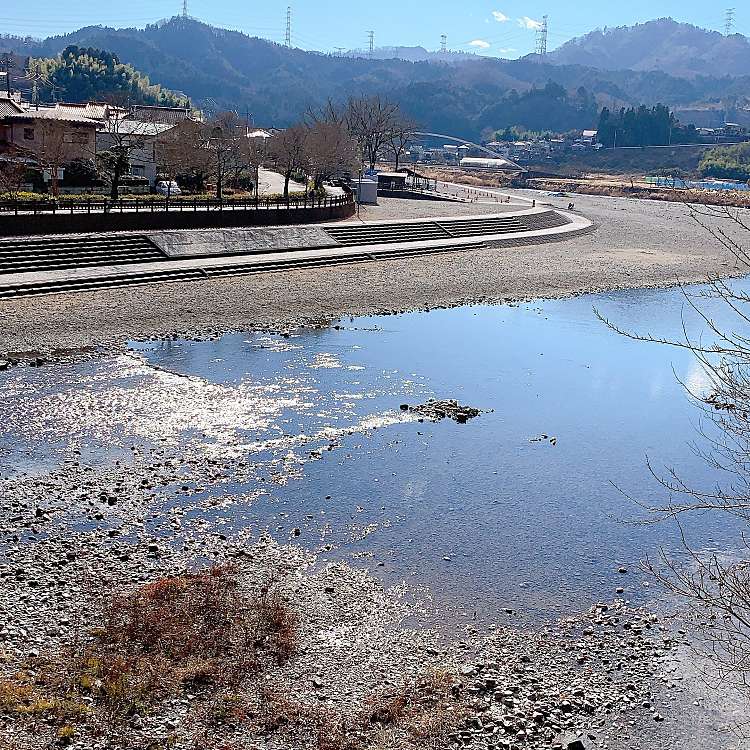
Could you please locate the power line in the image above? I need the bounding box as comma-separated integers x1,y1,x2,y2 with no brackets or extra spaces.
285,6,292,47
535,15,548,59
367,30,375,58
725,8,736,35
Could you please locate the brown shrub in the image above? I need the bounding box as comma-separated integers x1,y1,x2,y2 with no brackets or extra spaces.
28,564,298,734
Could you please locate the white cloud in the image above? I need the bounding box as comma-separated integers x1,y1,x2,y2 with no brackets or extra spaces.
492,10,510,22
469,39,491,49
498,47,517,54
518,16,542,30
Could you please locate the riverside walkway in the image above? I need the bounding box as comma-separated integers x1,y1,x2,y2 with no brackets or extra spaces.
0,207,593,299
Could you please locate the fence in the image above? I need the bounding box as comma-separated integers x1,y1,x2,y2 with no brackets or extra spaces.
645,176,750,192
0,194,356,237
0,193,353,216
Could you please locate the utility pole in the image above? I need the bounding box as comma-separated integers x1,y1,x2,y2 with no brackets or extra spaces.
285,7,292,47
440,34,447,53
535,16,548,60
725,8,736,35
368,30,375,58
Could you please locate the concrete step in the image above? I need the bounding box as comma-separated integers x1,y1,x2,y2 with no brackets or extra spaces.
0,235,166,275
326,222,452,246
0,241,486,299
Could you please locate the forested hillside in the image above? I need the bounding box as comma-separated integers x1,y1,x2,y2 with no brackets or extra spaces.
3,17,749,136
32,46,187,106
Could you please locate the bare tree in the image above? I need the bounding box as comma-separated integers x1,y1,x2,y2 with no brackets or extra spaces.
96,106,157,199
0,157,28,200
345,95,401,171
305,119,358,192
157,120,212,194
20,119,80,196
200,112,247,200
239,135,268,199
386,114,418,172
268,124,308,199
598,201,750,728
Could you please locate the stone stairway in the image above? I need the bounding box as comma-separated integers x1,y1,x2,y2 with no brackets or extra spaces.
0,241,486,300
325,221,453,246
0,236,166,275
325,212,562,246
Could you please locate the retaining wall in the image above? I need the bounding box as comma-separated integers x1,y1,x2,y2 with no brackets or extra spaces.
0,202,356,237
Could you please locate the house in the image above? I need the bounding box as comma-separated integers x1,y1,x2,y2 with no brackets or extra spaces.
96,119,176,185
96,110,203,186
0,95,99,162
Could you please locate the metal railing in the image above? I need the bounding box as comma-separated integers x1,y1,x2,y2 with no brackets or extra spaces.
0,193,354,216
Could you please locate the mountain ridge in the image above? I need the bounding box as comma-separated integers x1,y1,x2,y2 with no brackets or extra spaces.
2,18,749,135
548,18,750,78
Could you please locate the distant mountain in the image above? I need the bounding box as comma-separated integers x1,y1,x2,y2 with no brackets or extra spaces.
2,17,750,136
343,46,476,63
548,18,750,78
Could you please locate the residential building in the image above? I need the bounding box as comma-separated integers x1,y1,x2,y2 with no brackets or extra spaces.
0,95,99,162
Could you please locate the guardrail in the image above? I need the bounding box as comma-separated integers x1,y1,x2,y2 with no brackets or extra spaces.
0,193,353,216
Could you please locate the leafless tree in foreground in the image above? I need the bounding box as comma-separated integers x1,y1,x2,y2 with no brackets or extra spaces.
597,201,750,728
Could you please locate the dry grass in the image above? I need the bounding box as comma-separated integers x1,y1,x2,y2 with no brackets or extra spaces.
0,565,472,750
1,564,298,745
310,671,469,750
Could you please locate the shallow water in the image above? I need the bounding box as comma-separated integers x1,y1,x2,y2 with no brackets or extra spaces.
3,281,749,624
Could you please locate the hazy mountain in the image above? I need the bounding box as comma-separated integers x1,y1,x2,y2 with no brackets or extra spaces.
2,18,749,136
343,46,476,63
548,18,750,78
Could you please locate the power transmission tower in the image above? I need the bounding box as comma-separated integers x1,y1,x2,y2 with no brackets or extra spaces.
181,0,188,19
285,7,292,47
368,30,375,58
725,8,736,35
440,34,447,53
334,47,346,57
535,15,548,59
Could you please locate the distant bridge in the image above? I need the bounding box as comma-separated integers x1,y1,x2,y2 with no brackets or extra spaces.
415,131,523,170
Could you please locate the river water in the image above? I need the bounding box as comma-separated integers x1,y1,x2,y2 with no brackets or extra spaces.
3,281,748,624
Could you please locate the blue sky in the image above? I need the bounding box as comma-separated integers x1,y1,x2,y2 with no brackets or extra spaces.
1,1,742,57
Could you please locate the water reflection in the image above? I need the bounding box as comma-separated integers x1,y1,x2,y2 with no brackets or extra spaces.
2,280,750,622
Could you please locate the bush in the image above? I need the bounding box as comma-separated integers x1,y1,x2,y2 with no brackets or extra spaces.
699,142,750,181
62,159,100,188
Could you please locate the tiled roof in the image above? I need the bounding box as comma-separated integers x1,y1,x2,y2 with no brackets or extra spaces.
52,103,123,121
2,107,99,124
0,95,26,117
105,119,175,136
131,105,196,125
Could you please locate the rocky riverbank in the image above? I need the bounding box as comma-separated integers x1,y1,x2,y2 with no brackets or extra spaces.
0,524,693,750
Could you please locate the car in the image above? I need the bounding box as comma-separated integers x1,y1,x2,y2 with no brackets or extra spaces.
156,180,182,196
